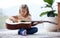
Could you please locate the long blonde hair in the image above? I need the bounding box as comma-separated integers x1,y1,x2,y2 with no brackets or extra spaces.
19,4,31,16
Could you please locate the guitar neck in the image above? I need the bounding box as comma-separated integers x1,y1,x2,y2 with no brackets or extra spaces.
31,21,57,25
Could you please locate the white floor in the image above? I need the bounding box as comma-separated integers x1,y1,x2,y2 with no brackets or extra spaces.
0,29,60,38
0,24,60,38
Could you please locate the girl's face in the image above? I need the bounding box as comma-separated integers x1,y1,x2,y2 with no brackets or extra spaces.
19,8,27,17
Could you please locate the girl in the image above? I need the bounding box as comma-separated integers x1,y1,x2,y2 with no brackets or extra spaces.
9,4,38,36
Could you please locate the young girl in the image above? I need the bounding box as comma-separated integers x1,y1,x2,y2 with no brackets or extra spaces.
9,4,38,36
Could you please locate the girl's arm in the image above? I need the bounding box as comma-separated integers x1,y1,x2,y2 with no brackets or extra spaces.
31,21,43,26
9,16,18,23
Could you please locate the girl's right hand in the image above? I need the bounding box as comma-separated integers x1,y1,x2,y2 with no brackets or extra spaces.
9,17,18,23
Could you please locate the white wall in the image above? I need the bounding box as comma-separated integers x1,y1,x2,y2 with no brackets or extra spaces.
0,0,58,20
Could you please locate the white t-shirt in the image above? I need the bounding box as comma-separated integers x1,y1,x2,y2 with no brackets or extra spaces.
17,14,31,22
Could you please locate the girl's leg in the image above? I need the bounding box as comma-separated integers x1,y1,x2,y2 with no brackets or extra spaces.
26,27,38,34
18,28,27,36
18,27,38,35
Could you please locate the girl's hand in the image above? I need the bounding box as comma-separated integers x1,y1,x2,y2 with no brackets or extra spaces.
9,17,18,23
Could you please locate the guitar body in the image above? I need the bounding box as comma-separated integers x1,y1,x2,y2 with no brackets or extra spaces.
5,19,31,30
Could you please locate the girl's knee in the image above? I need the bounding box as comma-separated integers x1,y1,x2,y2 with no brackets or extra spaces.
33,27,38,32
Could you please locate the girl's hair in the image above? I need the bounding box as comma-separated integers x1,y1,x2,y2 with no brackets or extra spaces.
19,4,31,16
